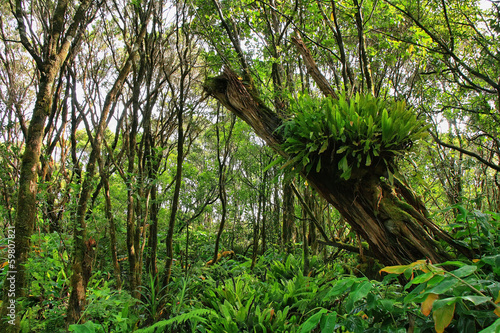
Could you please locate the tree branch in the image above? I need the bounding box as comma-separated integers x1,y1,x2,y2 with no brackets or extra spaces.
291,33,338,99
430,131,500,172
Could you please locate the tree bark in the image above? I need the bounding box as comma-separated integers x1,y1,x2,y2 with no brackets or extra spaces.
66,18,148,323
250,185,262,270
282,180,294,251
204,67,472,266
353,0,375,95
125,59,144,298
146,184,159,276
213,108,235,264
162,100,183,288
260,171,268,254
101,171,122,290
302,194,310,276
0,1,95,331
291,35,338,99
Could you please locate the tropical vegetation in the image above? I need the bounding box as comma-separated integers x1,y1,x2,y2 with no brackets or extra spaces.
0,0,499,332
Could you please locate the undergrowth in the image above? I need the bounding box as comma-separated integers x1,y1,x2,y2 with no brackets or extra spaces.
4,208,499,332
67,250,500,333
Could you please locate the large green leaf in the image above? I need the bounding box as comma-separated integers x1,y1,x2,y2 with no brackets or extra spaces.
320,312,338,332
324,278,356,299
450,265,477,278
346,280,372,312
300,309,328,333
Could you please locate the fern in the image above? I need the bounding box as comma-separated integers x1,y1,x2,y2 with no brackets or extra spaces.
134,308,216,333
280,93,429,180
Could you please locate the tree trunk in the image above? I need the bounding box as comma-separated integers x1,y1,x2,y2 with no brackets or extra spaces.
250,189,262,270
213,168,227,263
162,91,184,288
353,0,374,95
204,67,472,266
101,168,122,290
146,183,159,277
302,194,310,276
0,75,55,331
272,174,281,247
0,1,97,328
66,25,145,323
260,171,268,254
305,189,318,255
282,180,294,252
126,82,140,298
213,108,235,264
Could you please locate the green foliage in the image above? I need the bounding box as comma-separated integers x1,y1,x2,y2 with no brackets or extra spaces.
444,204,500,255
280,93,429,180
381,257,500,333
7,229,500,332
134,309,216,333
137,272,168,321
14,234,70,333
140,250,500,333
79,279,138,332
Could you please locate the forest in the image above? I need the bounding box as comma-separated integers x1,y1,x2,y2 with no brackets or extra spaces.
0,0,499,332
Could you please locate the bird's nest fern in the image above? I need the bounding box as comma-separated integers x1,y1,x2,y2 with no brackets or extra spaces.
278,93,429,181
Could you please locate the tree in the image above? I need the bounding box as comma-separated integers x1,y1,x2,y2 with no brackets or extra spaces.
162,1,203,288
212,107,236,264
198,0,500,266
205,66,472,266
383,0,500,176
66,0,152,323
0,0,98,330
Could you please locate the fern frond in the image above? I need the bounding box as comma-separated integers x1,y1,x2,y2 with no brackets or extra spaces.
134,308,216,333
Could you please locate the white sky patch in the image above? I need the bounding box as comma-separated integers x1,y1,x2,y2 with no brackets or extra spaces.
480,0,492,9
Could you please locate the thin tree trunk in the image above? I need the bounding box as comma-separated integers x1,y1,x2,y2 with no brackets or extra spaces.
213,167,228,263
101,168,122,290
306,190,318,255
213,110,228,263
273,174,281,247
353,0,374,95
162,104,183,287
66,21,147,322
300,187,310,275
250,190,262,270
260,171,268,254
213,108,235,263
282,180,294,252
161,2,197,288
318,0,352,90
146,183,159,276
302,206,310,276
126,69,141,297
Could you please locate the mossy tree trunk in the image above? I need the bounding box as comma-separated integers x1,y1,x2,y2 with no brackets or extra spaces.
100,166,122,290
0,69,57,332
282,181,295,251
205,68,473,266
66,16,149,324
0,1,96,331
213,108,235,264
